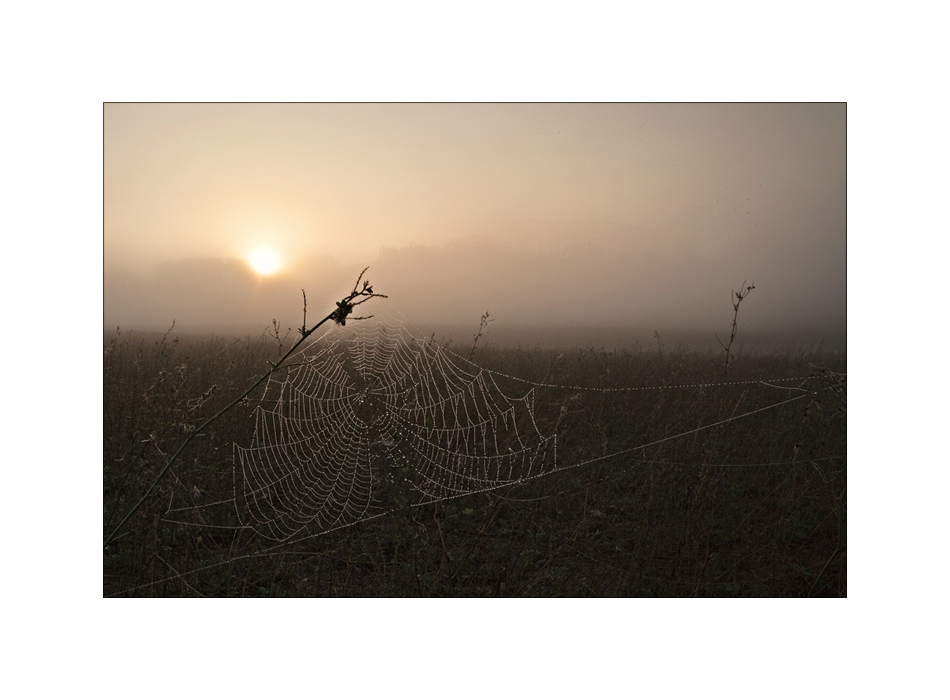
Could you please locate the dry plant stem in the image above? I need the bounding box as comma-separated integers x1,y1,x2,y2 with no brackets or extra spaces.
716,280,755,379
104,268,386,549
470,310,492,360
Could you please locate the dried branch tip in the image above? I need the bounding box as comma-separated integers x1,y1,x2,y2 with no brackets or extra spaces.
330,268,388,326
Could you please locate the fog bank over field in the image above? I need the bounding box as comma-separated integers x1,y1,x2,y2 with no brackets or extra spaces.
105,221,845,351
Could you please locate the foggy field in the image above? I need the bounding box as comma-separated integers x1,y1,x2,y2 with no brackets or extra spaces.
103,325,846,597
104,105,846,597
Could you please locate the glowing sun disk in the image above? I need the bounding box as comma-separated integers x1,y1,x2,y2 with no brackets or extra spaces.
248,247,281,275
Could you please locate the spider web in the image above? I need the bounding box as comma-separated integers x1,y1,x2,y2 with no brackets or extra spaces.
227,317,556,542
161,314,830,545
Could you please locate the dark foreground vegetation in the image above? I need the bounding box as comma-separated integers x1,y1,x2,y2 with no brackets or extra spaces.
104,326,846,597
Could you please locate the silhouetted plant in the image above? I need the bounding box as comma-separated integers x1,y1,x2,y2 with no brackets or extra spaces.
716,280,755,379
470,310,492,360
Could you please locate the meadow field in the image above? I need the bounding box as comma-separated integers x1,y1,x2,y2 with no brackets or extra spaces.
103,324,846,597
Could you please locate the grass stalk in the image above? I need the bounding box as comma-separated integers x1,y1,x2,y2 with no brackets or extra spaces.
716,280,755,379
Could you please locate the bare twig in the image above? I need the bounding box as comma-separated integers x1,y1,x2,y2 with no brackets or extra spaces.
715,280,755,379
470,310,492,360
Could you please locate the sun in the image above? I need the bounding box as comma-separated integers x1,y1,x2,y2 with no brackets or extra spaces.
247,246,282,275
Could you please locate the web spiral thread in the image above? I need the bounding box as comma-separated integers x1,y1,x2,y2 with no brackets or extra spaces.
233,319,555,541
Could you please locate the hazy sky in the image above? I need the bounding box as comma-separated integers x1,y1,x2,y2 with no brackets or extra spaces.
105,103,845,343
